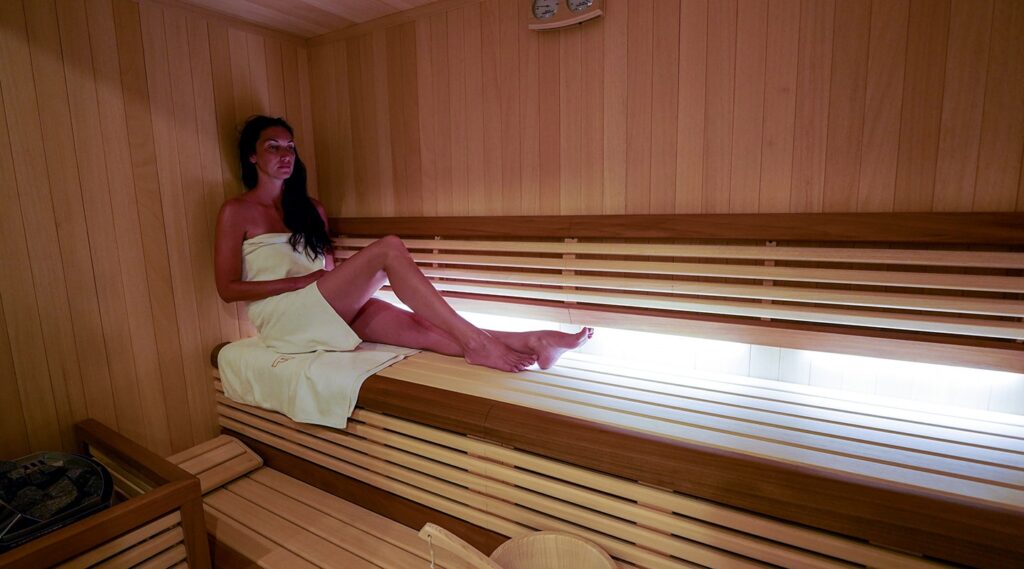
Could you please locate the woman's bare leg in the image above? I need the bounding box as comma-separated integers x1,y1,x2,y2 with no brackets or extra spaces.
351,299,594,370
316,236,536,371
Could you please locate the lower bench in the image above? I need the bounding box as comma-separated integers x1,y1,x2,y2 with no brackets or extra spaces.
168,435,471,568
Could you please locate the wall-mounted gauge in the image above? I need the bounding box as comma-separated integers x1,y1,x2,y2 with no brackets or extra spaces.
527,0,603,31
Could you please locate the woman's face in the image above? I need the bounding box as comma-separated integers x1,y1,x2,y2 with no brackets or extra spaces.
250,126,296,183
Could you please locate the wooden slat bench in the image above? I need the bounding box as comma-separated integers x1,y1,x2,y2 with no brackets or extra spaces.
167,435,472,568
209,212,1024,569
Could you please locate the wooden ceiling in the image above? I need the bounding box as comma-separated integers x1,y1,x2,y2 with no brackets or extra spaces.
171,0,439,38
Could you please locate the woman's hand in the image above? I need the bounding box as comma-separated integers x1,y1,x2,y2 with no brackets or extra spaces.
302,269,326,287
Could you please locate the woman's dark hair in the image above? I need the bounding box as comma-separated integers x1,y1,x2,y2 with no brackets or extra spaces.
238,115,331,261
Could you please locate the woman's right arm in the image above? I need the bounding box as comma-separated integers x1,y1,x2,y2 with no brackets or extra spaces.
214,201,323,303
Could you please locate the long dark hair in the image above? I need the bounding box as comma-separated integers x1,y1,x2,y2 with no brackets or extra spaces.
238,115,331,261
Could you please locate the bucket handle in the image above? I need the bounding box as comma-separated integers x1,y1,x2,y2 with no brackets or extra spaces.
418,523,504,569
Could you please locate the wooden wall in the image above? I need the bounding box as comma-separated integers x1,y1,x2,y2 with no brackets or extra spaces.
309,0,1024,217
0,0,316,458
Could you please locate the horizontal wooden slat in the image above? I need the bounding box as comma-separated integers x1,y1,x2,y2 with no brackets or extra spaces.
414,266,1024,316
337,250,1024,294
338,237,1024,268
425,281,1024,339
98,526,184,568
204,502,319,569
330,213,1024,244
57,513,182,569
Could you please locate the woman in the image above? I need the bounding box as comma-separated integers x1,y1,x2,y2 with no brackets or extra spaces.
214,115,591,372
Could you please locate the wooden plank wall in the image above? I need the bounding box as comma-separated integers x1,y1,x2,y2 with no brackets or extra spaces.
0,0,316,458
309,0,1024,217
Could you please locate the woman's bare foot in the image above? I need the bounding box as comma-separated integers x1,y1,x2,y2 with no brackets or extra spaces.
521,327,594,370
461,331,538,372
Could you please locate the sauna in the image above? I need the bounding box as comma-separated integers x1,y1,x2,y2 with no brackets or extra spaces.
1,0,1022,567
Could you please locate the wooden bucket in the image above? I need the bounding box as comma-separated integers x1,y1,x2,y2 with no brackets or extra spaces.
419,523,616,569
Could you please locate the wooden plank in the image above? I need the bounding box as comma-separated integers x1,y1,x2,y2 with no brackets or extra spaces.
353,376,1024,568
973,0,1024,211
674,0,707,213
140,0,203,453
399,23,423,217
186,12,238,444
385,26,410,216
204,502,319,569
330,212,1024,243
340,236,1024,267
0,0,68,451
167,434,237,465
114,0,192,452
60,0,161,453
559,26,583,215
893,0,950,211
857,0,908,212
703,0,736,214
230,433,508,556
430,12,453,215
58,513,181,569
90,0,173,448
536,26,560,216
0,292,30,458
26,0,107,444
246,33,270,113
650,0,680,214
372,29,396,216
228,476,427,569
175,439,246,477
498,0,521,215
602,0,627,214
134,544,187,569
206,488,379,568
931,0,993,211
479,1,501,216
99,526,184,568
249,468,476,569
415,18,438,216
296,43,318,196
622,0,655,212
789,0,834,213
729,0,766,215
758,0,799,213
310,43,341,210
351,409,944,569
821,0,870,213
580,7,604,214
264,37,286,116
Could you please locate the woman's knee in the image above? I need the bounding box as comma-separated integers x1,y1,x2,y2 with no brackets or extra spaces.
370,235,410,263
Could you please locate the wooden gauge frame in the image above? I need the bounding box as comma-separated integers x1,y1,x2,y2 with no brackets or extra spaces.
527,0,604,31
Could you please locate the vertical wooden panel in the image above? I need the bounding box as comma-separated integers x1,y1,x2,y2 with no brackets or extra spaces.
822,0,870,212
857,0,908,212
625,0,654,214
447,10,468,215
579,14,604,215
372,30,396,216
537,29,560,215
403,25,424,217
676,0,707,214
559,27,583,215
973,0,1024,211
23,0,111,440
650,0,680,214
228,28,254,124
463,6,486,215
57,0,155,450
499,0,522,215
296,43,319,195
0,294,30,458
603,0,627,214
264,38,286,117
893,0,950,212
430,13,453,216
480,1,501,216
415,18,438,216
385,27,410,215
730,0,767,214
310,43,340,210
0,0,73,451
703,0,736,214
246,34,270,113
758,0,799,213
931,0,992,211
114,0,195,451
90,0,172,445
789,0,835,213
